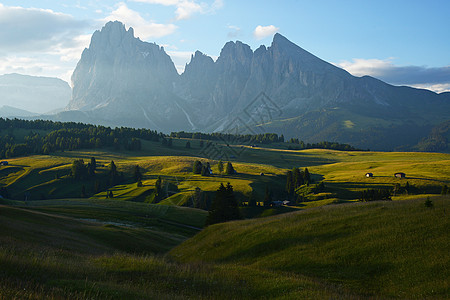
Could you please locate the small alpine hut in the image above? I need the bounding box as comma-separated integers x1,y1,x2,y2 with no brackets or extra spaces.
394,172,406,178
365,172,373,178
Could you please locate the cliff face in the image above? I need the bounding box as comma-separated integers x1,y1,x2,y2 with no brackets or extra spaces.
66,21,450,150
68,21,189,131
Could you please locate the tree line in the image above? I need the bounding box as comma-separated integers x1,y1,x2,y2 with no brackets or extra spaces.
287,138,359,151
171,131,284,144
0,118,161,158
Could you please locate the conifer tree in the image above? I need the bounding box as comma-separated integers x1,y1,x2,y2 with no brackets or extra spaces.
193,160,203,174
218,159,224,174
134,165,142,182
226,161,235,175
206,183,241,225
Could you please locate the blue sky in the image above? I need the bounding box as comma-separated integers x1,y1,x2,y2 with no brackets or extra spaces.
0,0,449,92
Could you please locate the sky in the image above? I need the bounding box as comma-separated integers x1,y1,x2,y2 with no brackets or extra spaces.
0,0,449,92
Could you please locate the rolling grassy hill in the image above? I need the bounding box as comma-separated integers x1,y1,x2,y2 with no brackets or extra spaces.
1,142,449,205
1,142,449,298
1,195,448,298
171,196,450,299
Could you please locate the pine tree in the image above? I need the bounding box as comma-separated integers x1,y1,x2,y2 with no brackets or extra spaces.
218,159,224,174
441,184,448,195
226,161,235,175
292,167,302,188
303,167,311,184
193,161,203,174
71,159,87,180
206,183,241,225
155,176,162,202
109,160,118,185
133,165,142,182
90,157,96,171
286,171,294,196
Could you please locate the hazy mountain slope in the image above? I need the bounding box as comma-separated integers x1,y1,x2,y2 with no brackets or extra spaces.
67,21,449,150
0,105,38,118
0,73,71,114
68,21,191,131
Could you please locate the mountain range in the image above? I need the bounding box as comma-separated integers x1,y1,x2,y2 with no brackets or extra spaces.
9,21,450,151
0,73,71,115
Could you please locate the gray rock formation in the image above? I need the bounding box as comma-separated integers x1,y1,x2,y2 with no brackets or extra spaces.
67,21,450,150
68,21,190,131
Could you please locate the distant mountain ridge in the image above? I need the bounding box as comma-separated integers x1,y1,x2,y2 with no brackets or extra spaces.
0,73,71,114
64,21,450,151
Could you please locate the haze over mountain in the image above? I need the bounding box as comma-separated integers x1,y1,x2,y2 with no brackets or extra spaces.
61,21,450,150
0,73,71,115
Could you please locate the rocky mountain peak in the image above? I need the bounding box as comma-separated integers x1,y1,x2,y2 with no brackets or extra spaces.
89,21,135,50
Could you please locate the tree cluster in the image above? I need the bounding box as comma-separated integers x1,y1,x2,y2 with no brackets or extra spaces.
206,183,241,225
171,131,284,144
287,139,359,151
359,188,392,202
193,160,212,176
0,118,159,158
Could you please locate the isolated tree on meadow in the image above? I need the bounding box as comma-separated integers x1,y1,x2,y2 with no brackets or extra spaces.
109,160,119,185
218,159,224,174
134,165,142,182
441,184,448,195
226,161,235,175
90,157,96,171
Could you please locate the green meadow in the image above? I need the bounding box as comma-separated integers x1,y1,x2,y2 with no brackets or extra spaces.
1,140,449,298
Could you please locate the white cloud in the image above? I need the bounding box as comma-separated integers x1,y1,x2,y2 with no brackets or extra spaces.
131,0,223,20
336,58,394,78
0,3,91,54
409,83,450,94
336,58,450,93
104,2,177,39
253,25,279,40
0,4,95,82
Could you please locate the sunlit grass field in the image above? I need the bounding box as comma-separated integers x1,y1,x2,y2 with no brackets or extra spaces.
1,142,449,298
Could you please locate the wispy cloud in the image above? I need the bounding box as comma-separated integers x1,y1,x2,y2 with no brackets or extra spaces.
0,3,91,54
337,58,450,93
0,3,94,82
227,25,241,38
131,0,223,20
103,2,177,39
253,25,279,40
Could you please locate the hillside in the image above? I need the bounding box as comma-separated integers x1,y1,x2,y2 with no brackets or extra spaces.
0,73,71,114
1,196,448,298
171,197,450,298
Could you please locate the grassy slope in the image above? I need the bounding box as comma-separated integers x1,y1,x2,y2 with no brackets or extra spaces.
171,196,450,299
0,203,351,299
1,144,450,298
2,144,449,205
